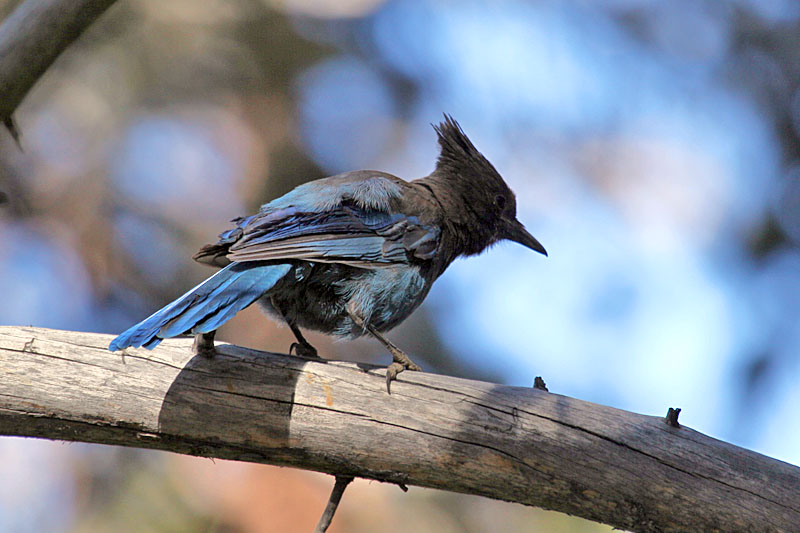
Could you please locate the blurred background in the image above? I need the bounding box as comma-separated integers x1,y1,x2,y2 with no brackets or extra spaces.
1,0,800,531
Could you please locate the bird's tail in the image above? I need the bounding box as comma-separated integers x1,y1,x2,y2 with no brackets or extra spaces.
108,262,292,351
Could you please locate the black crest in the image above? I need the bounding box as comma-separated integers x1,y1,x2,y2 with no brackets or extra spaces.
433,115,502,181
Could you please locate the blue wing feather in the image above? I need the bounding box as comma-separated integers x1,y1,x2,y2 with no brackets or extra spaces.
225,206,439,266
264,174,403,213
194,173,440,268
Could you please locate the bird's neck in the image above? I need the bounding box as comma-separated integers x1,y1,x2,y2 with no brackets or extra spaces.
415,171,498,259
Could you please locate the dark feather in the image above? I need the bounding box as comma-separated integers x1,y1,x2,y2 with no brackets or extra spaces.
199,205,440,268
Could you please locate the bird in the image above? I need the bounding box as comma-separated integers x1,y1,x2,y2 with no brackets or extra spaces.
108,115,547,392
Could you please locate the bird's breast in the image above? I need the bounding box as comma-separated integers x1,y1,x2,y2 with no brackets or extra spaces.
336,264,430,334
263,262,431,337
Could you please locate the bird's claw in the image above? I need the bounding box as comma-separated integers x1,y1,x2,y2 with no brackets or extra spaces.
290,341,320,359
385,360,421,394
197,347,217,358
406,361,422,372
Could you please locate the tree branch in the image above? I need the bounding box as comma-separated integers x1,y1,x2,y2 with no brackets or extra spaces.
0,0,119,139
314,475,353,533
1,326,798,532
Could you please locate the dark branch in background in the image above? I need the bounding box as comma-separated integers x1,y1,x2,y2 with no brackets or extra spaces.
0,0,119,144
314,476,353,533
1,326,798,533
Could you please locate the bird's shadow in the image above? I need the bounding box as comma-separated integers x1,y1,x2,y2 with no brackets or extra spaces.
156,343,325,461
156,341,393,461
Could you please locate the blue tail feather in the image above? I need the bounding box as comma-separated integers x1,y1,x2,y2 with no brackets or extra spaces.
157,265,270,337
108,263,291,351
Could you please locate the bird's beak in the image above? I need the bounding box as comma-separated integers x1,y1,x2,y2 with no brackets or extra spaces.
504,218,547,256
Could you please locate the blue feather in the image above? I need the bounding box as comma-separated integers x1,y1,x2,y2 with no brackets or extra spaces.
265,174,402,213
108,263,291,351
226,206,439,265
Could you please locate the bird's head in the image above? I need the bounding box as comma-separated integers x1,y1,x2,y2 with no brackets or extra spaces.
431,115,547,257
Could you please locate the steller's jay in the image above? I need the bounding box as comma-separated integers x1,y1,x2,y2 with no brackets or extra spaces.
109,115,547,391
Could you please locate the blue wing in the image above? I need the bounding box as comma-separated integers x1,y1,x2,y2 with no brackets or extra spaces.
195,205,440,268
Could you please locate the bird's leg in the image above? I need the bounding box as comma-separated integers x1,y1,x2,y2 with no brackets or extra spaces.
192,330,217,358
271,297,320,359
288,322,321,359
346,307,422,393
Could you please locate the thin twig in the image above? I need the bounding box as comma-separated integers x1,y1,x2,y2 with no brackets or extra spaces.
665,407,682,428
314,475,354,533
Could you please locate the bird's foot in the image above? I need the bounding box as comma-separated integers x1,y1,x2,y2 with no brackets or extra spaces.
192,331,217,358
290,341,321,359
385,350,422,394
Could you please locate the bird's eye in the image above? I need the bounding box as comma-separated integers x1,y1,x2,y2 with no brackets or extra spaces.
494,195,507,210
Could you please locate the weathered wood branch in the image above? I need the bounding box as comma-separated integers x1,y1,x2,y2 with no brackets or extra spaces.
1,326,797,532
0,0,119,139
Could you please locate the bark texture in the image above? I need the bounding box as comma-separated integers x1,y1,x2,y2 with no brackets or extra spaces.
0,326,798,532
